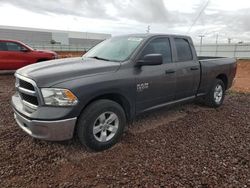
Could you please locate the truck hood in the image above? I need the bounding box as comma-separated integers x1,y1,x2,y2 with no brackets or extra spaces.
16,57,121,87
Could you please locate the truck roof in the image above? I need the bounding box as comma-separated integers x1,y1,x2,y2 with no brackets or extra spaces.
116,33,191,39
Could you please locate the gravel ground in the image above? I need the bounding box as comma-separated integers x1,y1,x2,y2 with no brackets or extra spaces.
0,75,249,188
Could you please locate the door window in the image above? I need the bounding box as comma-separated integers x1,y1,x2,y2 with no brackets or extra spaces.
6,42,23,51
0,42,8,51
174,38,193,61
140,38,172,63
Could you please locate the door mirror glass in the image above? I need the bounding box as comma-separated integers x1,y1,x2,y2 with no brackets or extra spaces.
137,54,163,66
20,47,29,52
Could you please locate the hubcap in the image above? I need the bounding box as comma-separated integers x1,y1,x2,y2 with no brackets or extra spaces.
214,84,223,104
93,112,119,142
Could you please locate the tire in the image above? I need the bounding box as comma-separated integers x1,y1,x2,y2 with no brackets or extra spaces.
77,99,126,151
204,79,225,108
37,59,48,63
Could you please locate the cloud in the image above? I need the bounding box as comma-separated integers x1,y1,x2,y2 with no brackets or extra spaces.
113,0,169,23
0,0,109,18
0,0,187,23
0,0,250,43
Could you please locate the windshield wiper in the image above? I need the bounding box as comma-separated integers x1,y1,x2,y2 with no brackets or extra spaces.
89,56,111,61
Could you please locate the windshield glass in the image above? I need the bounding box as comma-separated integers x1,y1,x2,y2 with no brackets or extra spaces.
83,36,145,62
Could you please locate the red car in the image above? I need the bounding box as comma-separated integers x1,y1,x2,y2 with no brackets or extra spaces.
0,40,58,70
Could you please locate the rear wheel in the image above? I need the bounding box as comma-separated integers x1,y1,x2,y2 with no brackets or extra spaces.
77,99,126,151
204,79,225,108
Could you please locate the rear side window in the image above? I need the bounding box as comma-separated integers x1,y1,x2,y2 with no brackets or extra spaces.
174,38,193,61
140,38,172,63
0,42,8,51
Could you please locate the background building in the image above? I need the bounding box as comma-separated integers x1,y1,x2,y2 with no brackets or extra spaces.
0,25,111,51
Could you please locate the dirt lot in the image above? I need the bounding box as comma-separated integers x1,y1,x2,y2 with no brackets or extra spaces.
233,60,250,93
0,61,250,187
56,51,85,59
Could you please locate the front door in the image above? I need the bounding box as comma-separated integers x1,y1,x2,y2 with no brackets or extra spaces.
135,37,176,113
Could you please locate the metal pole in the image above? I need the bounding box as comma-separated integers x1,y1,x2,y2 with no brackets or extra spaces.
215,34,218,56
146,25,151,33
233,44,237,58
199,35,205,56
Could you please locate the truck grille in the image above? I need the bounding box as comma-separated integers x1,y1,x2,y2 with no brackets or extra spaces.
15,75,40,110
19,79,35,91
20,93,39,106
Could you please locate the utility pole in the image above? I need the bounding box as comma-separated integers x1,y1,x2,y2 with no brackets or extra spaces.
146,25,151,33
199,35,205,55
215,34,219,56
215,34,218,44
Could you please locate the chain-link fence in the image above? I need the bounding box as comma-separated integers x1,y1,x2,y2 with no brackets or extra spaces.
195,43,250,59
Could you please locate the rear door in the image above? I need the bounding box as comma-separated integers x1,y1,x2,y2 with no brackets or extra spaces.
172,37,200,100
135,37,176,113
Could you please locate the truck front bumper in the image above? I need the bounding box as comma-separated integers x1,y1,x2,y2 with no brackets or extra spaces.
14,109,77,141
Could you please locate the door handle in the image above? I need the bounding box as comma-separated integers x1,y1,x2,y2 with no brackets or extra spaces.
165,69,175,74
190,67,199,71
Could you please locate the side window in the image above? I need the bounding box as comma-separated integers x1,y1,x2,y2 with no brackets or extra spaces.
140,38,172,63
174,38,193,61
0,42,8,51
6,42,22,51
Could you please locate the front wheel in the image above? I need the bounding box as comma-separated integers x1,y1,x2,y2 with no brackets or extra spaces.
77,99,126,151
204,79,225,108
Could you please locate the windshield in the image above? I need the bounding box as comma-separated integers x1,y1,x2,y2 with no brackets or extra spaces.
83,36,145,62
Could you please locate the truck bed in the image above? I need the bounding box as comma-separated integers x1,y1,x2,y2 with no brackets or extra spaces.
197,56,237,95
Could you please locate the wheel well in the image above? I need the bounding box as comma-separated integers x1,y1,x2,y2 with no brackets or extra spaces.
83,93,132,121
216,74,228,89
37,59,49,62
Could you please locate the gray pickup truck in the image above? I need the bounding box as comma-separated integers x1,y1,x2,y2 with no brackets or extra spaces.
12,34,237,151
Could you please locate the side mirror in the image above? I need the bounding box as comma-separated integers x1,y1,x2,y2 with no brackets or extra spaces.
137,54,163,66
21,48,29,52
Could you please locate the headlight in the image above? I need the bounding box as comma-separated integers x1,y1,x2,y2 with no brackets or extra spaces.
41,88,78,106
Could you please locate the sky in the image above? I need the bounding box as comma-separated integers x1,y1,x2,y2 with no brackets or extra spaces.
0,0,250,44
